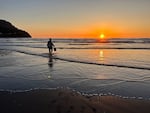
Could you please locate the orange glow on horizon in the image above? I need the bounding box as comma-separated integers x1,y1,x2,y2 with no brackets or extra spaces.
28,25,150,38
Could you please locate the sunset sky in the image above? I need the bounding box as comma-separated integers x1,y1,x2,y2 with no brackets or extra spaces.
1,0,150,38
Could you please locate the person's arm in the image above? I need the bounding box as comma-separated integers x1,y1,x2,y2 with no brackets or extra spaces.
52,42,55,47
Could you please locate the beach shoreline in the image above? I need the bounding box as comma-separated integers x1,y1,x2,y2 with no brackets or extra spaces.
0,88,150,113
0,38,150,113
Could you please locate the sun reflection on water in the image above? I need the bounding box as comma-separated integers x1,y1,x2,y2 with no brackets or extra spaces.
99,50,104,61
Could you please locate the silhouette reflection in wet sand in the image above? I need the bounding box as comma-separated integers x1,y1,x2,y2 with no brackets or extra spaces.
48,53,53,67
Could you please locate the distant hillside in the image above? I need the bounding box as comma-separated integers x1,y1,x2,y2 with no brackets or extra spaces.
0,20,31,38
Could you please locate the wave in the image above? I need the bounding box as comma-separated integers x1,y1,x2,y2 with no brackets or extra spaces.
1,48,150,71
0,87,149,100
55,47,150,50
54,57,150,70
1,45,150,50
0,38,150,43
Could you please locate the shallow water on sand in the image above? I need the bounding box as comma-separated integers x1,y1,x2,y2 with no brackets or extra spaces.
0,38,150,99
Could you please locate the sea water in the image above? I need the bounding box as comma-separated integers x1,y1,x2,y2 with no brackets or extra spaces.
0,38,150,99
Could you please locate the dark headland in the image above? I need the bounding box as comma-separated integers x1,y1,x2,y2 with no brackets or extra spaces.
0,19,31,38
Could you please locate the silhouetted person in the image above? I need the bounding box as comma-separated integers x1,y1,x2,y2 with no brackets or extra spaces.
47,38,55,54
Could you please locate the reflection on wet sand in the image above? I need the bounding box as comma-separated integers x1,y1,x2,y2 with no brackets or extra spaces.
48,53,53,67
99,50,104,62
47,53,53,79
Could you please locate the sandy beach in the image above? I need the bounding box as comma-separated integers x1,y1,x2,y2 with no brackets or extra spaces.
0,38,150,113
0,88,150,113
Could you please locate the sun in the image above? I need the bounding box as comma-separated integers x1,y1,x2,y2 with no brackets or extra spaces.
99,33,105,39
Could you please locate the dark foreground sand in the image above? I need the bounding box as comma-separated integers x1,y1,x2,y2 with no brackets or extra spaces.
0,89,150,113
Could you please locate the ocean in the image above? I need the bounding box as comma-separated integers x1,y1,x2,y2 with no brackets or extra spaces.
0,38,150,100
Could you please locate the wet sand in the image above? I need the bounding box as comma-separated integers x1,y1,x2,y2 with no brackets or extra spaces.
0,89,150,113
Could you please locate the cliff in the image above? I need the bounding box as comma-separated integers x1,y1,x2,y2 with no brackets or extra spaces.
0,20,31,38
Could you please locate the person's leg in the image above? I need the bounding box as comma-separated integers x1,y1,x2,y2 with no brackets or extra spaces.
48,48,50,53
49,48,53,54
50,49,52,53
